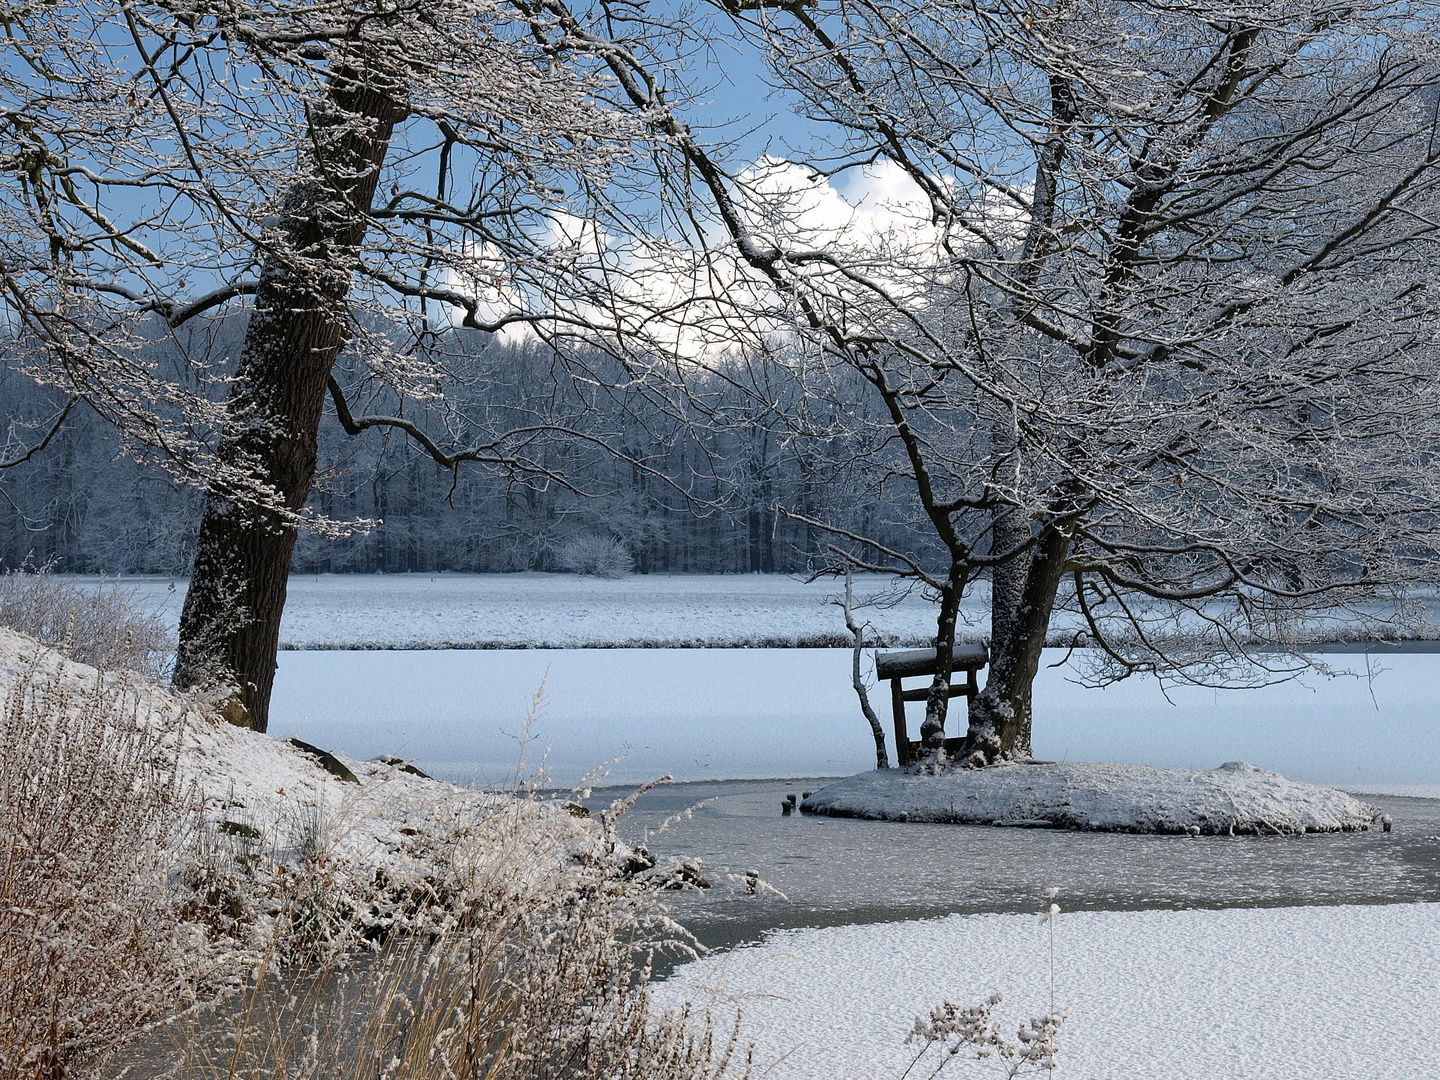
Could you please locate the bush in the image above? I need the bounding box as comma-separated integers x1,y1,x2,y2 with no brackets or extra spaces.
559,534,634,579
0,663,193,1080
0,568,174,680
171,793,746,1080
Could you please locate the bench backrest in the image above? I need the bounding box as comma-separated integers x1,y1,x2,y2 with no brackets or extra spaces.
874,644,988,680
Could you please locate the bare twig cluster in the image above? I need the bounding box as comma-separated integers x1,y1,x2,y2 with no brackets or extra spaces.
0,568,174,679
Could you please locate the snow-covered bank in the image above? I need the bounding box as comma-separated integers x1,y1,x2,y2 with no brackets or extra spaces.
0,628,499,873
64,573,1440,650
659,903,1440,1080
0,629,690,954
802,761,1380,834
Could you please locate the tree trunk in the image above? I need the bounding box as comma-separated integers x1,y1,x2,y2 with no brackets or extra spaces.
962,523,1071,765
172,70,402,731
918,561,965,756
843,568,889,769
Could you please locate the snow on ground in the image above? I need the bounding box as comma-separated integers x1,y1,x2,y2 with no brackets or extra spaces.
71,573,950,649
0,628,521,882
801,761,1380,834
67,572,1440,650
659,903,1440,1080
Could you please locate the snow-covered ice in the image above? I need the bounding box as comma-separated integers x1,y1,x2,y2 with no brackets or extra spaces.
801,760,1380,833
69,572,1440,650
270,647,1440,790
659,903,1440,1080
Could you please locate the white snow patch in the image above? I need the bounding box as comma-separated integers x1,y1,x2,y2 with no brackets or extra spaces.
657,903,1440,1080
801,761,1380,834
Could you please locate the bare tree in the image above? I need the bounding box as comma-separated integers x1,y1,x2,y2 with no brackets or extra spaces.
840,565,890,768
0,0,716,728
694,0,1440,763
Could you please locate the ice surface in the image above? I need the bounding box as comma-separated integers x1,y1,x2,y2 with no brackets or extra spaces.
270,648,1440,790
600,779,1440,957
801,760,1379,833
66,572,1440,649
658,903,1440,1080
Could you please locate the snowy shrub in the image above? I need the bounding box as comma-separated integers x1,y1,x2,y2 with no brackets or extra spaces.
0,662,194,1080
905,995,1067,1079
0,567,174,680
174,789,748,1080
559,533,634,579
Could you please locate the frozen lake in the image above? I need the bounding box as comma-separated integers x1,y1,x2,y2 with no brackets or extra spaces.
270,645,1440,952
271,646,1440,793
589,778,1440,954
82,572,946,648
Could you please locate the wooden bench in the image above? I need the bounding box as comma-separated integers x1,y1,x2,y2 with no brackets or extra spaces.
874,644,988,766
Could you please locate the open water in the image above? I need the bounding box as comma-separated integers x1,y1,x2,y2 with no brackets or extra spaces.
587,778,1440,955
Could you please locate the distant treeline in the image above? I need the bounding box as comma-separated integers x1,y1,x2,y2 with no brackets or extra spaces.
1,319,939,576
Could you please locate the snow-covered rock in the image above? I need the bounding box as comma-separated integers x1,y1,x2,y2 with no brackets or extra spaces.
800,760,1381,834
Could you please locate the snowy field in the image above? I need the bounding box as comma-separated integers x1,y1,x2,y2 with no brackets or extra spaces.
69,572,1440,650
659,903,1440,1080
79,572,947,649
271,647,1440,792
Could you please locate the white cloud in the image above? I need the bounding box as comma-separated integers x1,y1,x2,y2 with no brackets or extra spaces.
437,157,1018,361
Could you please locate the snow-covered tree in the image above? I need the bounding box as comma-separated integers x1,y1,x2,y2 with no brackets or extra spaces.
698,0,1440,762
0,0,709,728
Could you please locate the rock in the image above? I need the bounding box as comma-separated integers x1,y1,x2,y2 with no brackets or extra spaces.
218,819,261,840
372,754,430,779
650,858,709,890
288,737,360,784
216,695,253,729
621,844,657,876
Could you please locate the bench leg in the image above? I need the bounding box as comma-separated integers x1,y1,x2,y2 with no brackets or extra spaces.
891,678,909,766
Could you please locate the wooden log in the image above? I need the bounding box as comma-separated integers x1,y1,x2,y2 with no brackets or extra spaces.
900,682,972,703
875,644,988,681
891,677,910,766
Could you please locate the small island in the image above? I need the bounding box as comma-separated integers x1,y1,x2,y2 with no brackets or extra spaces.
801,759,1380,834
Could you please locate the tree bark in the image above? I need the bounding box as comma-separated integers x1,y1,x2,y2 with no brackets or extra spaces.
918,561,965,757
963,523,1071,765
172,68,403,731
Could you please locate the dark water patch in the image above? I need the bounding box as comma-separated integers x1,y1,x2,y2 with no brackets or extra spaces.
582,779,1440,964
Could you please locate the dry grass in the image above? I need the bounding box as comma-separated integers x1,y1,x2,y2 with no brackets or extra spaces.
0,661,194,1080
169,790,746,1080
0,616,742,1080
0,568,173,680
